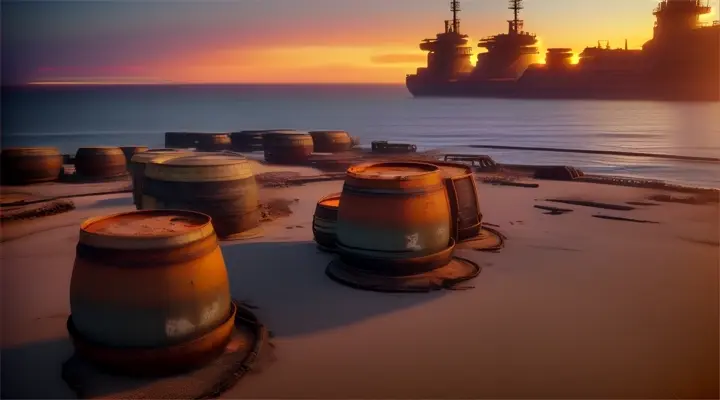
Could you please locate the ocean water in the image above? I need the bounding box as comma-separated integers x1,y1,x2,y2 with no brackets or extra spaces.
2,84,719,188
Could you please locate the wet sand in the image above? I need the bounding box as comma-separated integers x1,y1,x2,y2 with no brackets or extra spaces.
1,173,718,399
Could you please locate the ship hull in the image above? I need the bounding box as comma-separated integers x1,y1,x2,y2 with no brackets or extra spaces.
406,75,720,102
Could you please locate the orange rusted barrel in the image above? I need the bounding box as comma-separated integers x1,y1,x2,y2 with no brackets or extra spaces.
263,130,314,164
313,193,341,251
309,130,353,153
74,147,127,179
142,153,260,239
0,147,63,185
68,209,234,375
336,161,454,275
120,146,149,164
195,133,231,151
426,161,483,241
129,149,189,209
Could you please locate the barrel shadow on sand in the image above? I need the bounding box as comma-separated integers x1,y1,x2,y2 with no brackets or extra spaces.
1,338,77,399
220,241,447,337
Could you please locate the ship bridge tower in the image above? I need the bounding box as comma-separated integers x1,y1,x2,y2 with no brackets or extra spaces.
473,0,539,79
652,0,712,39
415,0,474,81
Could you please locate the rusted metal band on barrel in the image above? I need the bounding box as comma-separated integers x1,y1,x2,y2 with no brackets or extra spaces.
336,239,455,276
75,233,219,267
341,183,446,197
66,302,237,376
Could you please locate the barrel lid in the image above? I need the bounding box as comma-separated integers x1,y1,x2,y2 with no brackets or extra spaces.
79,210,215,250
348,162,439,179
131,150,189,164
161,153,247,167
432,162,473,178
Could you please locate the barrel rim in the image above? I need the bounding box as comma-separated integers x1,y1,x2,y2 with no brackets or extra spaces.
347,161,440,181
317,192,342,207
79,209,216,250
131,151,188,165
416,160,474,177
153,153,248,167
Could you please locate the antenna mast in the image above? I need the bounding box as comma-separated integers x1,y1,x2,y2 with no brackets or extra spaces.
451,0,461,33
508,0,524,34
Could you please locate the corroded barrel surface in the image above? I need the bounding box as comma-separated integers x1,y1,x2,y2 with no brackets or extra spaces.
230,130,266,152
74,147,127,179
336,162,453,274
313,193,341,250
0,147,63,185
196,133,231,152
142,153,260,239
129,150,189,209
120,146,149,164
427,161,482,241
69,210,233,373
309,130,353,153
263,130,314,164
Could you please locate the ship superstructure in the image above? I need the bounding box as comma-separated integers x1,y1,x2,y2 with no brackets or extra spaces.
406,0,720,101
472,0,539,79
414,0,474,82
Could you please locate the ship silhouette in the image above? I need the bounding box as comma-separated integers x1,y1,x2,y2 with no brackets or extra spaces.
406,0,720,101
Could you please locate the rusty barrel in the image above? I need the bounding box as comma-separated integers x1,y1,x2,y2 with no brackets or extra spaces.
230,130,266,152
313,193,341,251
310,130,353,153
120,146,149,164
196,133,231,152
0,147,63,185
427,161,483,241
68,209,234,375
74,147,128,179
336,161,454,275
142,153,260,239
263,130,314,164
129,150,188,209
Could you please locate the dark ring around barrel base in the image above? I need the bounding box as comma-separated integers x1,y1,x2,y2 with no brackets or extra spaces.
336,238,456,277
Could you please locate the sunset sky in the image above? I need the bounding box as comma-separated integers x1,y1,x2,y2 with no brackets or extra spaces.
3,0,719,85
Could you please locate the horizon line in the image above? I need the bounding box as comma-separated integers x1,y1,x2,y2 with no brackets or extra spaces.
15,81,407,87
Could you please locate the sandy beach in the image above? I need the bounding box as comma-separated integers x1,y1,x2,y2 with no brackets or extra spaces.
1,164,718,399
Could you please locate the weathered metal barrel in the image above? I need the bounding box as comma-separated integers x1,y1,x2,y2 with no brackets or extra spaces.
426,161,483,241
195,133,231,152
263,130,314,164
120,146,149,164
68,209,234,375
74,147,128,179
309,130,353,153
142,153,261,239
312,193,341,251
336,161,454,275
129,150,188,209
0,147,63,185
230,131,266,152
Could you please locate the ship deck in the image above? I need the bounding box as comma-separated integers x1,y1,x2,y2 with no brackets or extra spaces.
1,168,718,399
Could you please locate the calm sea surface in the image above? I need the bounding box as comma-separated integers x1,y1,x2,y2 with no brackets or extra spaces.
2,84,719,187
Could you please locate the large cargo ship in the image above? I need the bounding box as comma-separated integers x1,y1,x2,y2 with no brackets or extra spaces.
406,0,720,101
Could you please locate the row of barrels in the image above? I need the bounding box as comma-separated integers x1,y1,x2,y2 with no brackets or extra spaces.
165,130,357,155
312,160,484,275
1,145,154,185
